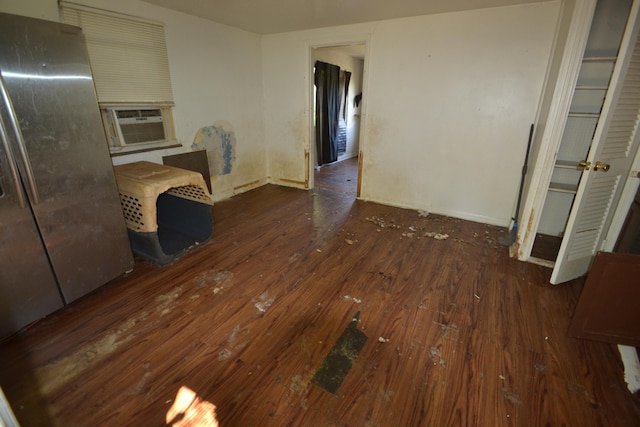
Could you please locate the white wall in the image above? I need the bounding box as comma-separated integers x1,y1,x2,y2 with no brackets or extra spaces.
1,0,266,201
312,47,364,162
263,2,561,226
3,0,564,225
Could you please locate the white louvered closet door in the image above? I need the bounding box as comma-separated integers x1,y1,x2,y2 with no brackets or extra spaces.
551,0,640,284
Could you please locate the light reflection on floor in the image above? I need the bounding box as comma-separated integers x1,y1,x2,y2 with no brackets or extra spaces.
166,386,218,426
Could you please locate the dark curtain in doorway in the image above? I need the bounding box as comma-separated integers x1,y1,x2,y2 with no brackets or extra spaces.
314,61,341,166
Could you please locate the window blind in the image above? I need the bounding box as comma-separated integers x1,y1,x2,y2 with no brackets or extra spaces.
60,2,174,104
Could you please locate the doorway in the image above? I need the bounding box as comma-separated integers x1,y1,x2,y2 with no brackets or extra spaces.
311,44,365,197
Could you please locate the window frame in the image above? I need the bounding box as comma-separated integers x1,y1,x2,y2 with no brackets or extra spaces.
60,2,178,154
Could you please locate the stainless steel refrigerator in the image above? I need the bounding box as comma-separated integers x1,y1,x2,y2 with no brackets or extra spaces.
0,13,134,338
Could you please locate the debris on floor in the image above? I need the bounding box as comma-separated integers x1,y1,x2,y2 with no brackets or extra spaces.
533,363,547,373
501,388,523,408
434,321,459,340
218,349,232,361
363,212,509,251
255,292,275,313
429,347,446,367
343,295,362,304
289,374,308,397
366,213,456,242
424,231,449,240
193,269,234,290
365,216,401,229
378,337,389,343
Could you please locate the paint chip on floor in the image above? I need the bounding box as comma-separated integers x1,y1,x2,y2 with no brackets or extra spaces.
218,349,232,361
255,299,274,313
424,232,449,240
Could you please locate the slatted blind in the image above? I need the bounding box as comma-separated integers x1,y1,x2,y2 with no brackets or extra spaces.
60,2,174,104
566,24,640,261
567,175,619,260
601,36,640,159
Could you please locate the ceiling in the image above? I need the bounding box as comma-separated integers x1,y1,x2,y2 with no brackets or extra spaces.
141,0,551,35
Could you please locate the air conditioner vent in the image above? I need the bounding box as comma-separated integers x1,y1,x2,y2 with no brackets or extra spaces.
116,109,162,119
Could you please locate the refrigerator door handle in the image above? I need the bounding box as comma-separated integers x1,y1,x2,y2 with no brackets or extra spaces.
0,113,26,208
0,73,39,205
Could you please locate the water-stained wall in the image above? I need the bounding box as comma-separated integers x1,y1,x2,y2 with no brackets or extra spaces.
263,2,561,226
5,0,563,225
192,124,236,176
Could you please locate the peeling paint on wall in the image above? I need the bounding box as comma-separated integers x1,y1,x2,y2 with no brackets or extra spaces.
191,122,236,176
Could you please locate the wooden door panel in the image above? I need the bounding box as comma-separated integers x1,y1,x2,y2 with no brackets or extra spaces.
568,251,640,346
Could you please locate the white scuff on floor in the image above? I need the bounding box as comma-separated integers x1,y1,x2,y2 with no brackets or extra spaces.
254,292,275,313
343,295,362,304
618,344,640,393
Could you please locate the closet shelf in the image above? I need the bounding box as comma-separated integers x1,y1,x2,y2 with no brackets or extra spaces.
568,112,600,118
575,85,609,90
549,182,578,194
582,56,617,62
555,160,580,169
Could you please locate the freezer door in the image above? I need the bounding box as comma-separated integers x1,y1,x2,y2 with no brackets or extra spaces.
0,113,64,338
0,13,134,303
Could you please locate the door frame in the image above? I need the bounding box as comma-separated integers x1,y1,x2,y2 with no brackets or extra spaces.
307,39,370,196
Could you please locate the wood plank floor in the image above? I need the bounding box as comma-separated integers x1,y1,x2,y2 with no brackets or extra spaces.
314,157,358,196
1,161,639,426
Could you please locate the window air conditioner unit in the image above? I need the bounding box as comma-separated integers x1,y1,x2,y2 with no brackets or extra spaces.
104,107,167,149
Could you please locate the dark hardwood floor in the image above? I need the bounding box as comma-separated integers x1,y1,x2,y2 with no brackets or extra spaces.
531,234,563,262
314,157,358,196
1,165,639,426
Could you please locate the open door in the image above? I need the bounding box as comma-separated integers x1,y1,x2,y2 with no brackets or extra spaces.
567,252,640,346
551,2,640,284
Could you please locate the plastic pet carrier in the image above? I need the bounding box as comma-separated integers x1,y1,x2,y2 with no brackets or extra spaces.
114,161,213,265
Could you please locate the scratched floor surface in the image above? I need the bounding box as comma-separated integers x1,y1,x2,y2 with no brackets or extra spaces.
1,161,639,426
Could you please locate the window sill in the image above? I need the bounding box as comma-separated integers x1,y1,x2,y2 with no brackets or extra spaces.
109,140,182,157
